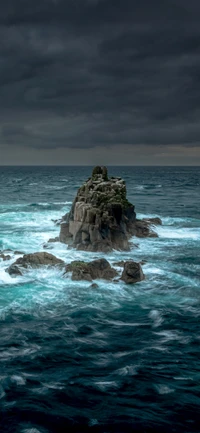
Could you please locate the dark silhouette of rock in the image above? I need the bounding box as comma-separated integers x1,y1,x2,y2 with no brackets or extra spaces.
14,251,24,255
65,258,118,281
7,252,64,274
121,261,145,284
90,283,99,289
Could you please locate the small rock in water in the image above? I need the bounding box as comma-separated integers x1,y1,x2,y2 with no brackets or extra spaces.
121,261,145,284
90,283,99,289
6,264,23,276
0,254,11,261
48,237,59,243
65,258,118,281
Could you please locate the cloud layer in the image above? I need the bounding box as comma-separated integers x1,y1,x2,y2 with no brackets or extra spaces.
0,0,200,163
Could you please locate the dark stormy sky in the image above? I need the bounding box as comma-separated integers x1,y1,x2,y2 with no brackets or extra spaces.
0,0,200,165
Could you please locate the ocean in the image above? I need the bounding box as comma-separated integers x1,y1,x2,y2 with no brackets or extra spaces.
0,166,200,433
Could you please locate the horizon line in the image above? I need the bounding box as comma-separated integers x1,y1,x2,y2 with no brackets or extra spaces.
0,164,200,168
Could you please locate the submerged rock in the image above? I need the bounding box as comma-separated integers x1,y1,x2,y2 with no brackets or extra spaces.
7,252,64,275
121,261,145,284
7,264,23,276
48,237,59,243
59,166,161,252
0,253,11,261
142,217,162,226
65,258,118,281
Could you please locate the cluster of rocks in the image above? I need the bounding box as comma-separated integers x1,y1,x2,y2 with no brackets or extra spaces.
6,252,144,284
0,249,24,261
4,166,162,285
58,166,161,252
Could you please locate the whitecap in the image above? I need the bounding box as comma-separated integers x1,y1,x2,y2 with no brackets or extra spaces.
94,380,119,391
115,365,138,376
21,429,42,433
149,310,163,328
41,381,64,390
89,419,99,426
134,185,145,190
155,384,175,394
44,185,67,190
0,269,22,285
11,375,26,386
0,384,5,399
156,226,200,240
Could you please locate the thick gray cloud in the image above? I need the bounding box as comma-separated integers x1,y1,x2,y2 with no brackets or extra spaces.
0,0,200,160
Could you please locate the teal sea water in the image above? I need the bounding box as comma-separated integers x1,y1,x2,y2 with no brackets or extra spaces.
0,166,200,433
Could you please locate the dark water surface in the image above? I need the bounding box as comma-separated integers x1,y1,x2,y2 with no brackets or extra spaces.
0,166,200,433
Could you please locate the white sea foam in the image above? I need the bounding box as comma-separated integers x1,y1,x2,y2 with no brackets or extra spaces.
44,185,67,190
21,429,42,433
155,384,175,394
94,380,119,391
134,185,145,190
11,375,26,386
0,198,200,316
0,385,6,399
156,226,200,240
149,310,163,328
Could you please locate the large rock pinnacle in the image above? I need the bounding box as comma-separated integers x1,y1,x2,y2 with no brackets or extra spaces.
59,166,160,252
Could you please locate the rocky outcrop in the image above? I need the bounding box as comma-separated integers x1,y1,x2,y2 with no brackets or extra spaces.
6,252,64,275
59,166,161,252
65,258,118,281
121,261,145,284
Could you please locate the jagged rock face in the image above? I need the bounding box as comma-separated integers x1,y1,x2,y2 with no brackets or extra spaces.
59,166,161,252
59,166,136,252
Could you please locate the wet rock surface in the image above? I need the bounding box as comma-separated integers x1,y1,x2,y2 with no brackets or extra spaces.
59,166,161,252
6,252,65,275
7,264,23,276
121,261,145,284
65,258,118,281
